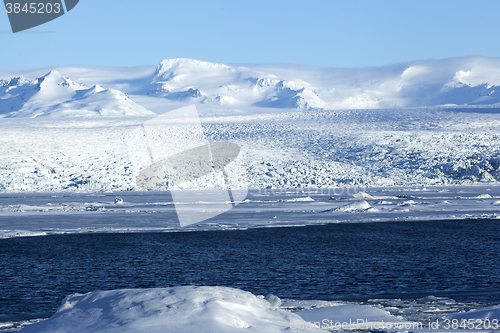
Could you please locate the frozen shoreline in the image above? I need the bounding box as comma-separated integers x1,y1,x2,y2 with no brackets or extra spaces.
1,185,499,239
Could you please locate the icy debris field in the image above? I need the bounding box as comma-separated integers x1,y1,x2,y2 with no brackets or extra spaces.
1,185,500,238
1,105,500,193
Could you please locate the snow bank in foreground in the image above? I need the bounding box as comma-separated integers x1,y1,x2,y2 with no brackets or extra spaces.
19,287,326,333
15,286,499,333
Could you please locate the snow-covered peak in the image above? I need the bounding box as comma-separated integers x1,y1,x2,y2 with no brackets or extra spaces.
0,72,155,118
90,84,106,93
437,82,500,105
73,84,106,99
149,58,326,109
1,76,32,87
148,57,500,109
37,70,64,83
35,70,82,91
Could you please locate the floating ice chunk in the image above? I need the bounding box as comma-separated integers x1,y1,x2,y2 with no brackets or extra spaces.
372,177,396,186
477,193,493,198
352,192,375,199
0,230,48,238
17,205,48,212
335,200,373,212
265,294,282,308
0,322,14,329
280,299,342,310
399,200,417,206
287,196,315,202
417,295,453,303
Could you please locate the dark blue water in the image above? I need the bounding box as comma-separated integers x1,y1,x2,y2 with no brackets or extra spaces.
1,219,499,323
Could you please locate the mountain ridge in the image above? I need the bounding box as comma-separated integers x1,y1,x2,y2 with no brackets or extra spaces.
2,56,500,117
142,56,500,110
0,70,155,118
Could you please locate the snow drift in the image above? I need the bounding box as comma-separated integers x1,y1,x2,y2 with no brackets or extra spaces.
14,286,499,333
18,286,325,333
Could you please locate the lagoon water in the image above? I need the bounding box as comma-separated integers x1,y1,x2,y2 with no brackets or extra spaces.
1,219,499,327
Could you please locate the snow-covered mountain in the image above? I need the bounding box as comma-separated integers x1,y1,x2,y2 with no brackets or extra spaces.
0,71,155,118
147,58,326,109
145,57,500,110
2,56,500,117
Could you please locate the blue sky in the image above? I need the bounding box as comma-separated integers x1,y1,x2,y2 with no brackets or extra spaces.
1,0,500,70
